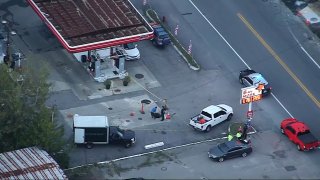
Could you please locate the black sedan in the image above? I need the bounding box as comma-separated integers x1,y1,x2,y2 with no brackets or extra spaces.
208,140,252,162
239,69,272,96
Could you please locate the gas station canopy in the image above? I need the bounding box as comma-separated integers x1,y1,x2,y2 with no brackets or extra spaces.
27,0,154,52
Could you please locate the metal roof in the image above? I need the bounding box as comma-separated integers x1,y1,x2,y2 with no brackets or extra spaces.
26,0,154,53
73,114,109,128
0,147,67,179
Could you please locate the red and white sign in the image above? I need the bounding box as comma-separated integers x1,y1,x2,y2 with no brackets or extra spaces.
240,86,262,104
247,110,253,119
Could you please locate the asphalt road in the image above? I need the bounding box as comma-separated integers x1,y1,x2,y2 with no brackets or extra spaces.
2,0,320,179
188,0,320,133
147,0,320,135
67,130,320,179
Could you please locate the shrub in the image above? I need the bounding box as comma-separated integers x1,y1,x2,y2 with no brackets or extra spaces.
123,76,131,86
104,79,112,89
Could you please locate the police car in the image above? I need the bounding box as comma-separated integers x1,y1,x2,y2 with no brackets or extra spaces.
239,69,272,96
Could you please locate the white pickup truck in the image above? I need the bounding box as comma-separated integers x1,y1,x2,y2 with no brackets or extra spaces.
189,104,233,132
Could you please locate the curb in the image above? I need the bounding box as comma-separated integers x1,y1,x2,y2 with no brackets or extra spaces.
173,45,200,71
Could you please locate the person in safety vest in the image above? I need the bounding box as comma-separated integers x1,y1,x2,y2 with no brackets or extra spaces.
228,134,233,141
236,131,242,139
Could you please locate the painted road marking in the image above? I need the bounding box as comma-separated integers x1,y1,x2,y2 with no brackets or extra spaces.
188,0,293,117
66,126,257,170
286,22,320,70
66,136,226,170
188,0,251,69
238,13,320,109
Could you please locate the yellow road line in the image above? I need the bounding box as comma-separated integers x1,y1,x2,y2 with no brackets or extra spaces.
237,13,320,109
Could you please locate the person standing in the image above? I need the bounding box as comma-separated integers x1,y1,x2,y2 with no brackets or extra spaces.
236,130,242,139
150,106,157,119
160,106,166,121
228,134,233,141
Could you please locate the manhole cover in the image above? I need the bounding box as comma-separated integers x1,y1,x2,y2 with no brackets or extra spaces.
141,99,151,104
98,88,102,91
284,165,296,172
114,89,121,92
273,150,286,158
161,131,166,135
126,120,130,122
108,107,113,110
138,118,142,120
135,73,144,79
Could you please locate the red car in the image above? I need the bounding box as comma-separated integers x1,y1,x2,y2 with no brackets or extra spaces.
280,118,320,151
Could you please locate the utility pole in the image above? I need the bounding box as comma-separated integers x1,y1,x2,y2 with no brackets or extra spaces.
2,20,16,70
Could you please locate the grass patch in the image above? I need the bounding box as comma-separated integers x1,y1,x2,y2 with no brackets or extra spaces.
64,165,92,179
137,151,174,169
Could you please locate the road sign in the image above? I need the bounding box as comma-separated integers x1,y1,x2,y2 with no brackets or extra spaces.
247,110,253,119
240,86,262,104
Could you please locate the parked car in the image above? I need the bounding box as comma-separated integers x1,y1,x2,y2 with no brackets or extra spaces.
208,140,252,162
297,5,320,31
239,69,272,96
282,0,307,13
189,104,233,132
294,0,309,11
122,43,140,60
280,118,320,151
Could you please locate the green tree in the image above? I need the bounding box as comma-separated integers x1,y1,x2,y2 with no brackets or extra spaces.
0,63,69,168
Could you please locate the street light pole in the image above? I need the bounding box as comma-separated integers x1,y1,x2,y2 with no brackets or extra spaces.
2,20,15,69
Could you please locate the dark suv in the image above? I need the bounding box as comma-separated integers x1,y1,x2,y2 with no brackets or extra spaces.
151,24,171,47
239,69,272,96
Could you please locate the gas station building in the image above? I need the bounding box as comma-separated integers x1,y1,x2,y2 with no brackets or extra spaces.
27,0,154,81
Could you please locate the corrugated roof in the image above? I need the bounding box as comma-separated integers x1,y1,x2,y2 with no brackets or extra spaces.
0,147,67,180
26,0,154,52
